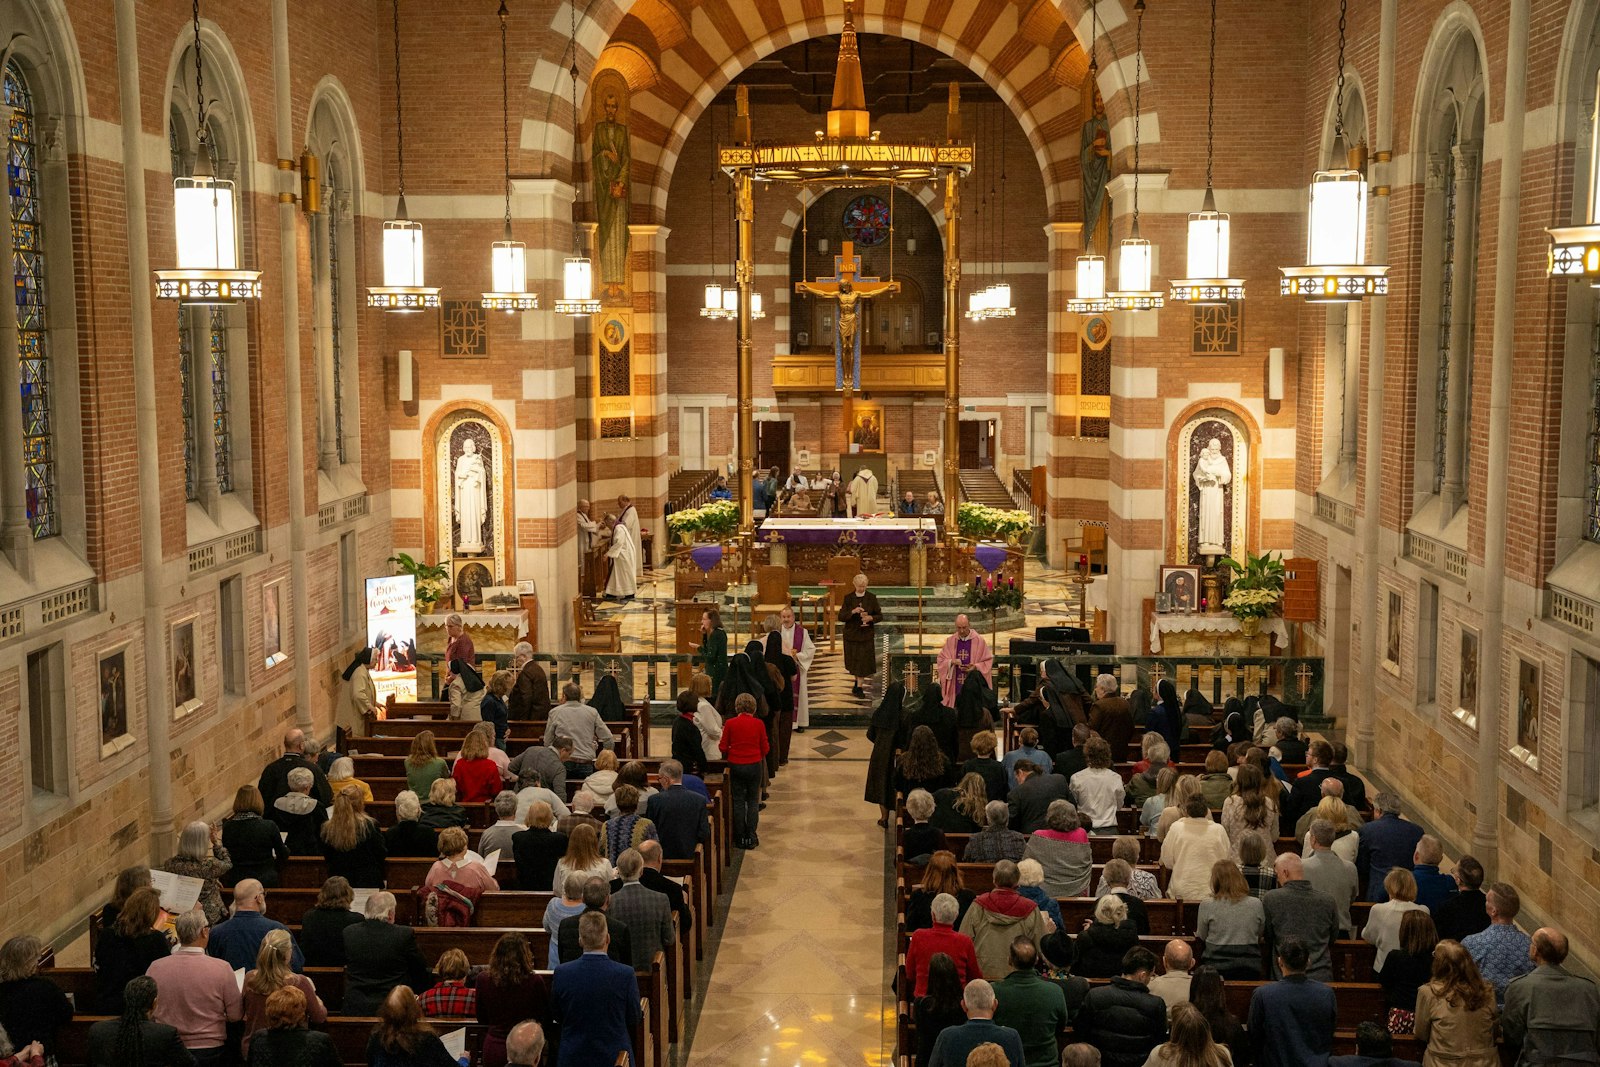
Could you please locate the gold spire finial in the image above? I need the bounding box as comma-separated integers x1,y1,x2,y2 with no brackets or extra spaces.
827,0,871,139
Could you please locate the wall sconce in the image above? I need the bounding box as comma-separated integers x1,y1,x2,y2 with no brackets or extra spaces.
1268,346,1285,401
398,349,414,403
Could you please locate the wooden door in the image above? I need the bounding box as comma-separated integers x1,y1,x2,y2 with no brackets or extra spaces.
756,420,791,478
958,419,996,468
958,420,980,467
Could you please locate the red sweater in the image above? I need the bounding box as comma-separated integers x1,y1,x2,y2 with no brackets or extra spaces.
719,714,770,765
452,757,502,803
906,922,981,996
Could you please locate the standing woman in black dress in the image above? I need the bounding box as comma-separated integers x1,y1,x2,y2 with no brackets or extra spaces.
763,626,798,766
866,662,920,827
838,573,883,699
747,639,784,782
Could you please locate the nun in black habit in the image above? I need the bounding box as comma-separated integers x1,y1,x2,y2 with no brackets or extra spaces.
866,662,923,824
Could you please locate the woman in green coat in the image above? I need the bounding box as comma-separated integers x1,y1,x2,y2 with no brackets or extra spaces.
697,607,729,703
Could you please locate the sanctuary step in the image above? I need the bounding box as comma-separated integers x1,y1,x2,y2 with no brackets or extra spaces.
959,467,1014,509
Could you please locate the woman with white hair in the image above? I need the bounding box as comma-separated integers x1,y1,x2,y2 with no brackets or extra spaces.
838,573,883,699
419,778,470,830
161,821,232,924
1072,893,1139,978
1022,799,1093,898
384,790,439,857
902,790,946,864
326,756,374,804
1013,858,1065,932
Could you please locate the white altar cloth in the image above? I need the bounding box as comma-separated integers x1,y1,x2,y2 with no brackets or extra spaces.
1149,612,1287,653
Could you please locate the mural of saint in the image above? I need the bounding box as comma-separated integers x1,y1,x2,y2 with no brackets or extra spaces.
593,89,631,302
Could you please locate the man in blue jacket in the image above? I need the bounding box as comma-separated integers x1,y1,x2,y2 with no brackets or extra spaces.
1249,937,1337,1067
928,978,1025,1067
1355,792,1425,902
553,911,642,1067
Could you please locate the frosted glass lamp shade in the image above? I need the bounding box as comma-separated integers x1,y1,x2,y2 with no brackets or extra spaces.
553,256,602,315
1186,211,1230,278
491,241,527,294
1306,169,1367,266
1076,255,1106,301
174,176,238,270
702,282,724,313
1117,238,1153,293
383,219,426,288
751,291,765,319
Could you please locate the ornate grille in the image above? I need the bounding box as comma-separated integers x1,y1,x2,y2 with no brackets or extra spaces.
328,198,346,465
1191,302,1243,356
1433,128,1458,497
598,346,631,397
209,308,232,493
1587,294,1600,544
6,63,56,538
178,306,197,500
599,416,632,439
442,300,488,357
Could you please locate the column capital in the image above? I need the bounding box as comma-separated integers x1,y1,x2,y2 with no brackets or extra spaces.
1045,222,1084,252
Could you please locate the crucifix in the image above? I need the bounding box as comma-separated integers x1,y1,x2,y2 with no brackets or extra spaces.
795,240,900,440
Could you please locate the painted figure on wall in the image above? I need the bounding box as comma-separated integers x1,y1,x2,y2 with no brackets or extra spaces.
1080,77,1111,252
593,82,631,303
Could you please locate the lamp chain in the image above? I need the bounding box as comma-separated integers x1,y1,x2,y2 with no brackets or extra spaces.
192,0,205,143
569,0,584,257
1132,0,1144,232
1206,0,1215,192
999,104,1007,280
1334,0,1348,142
393,0,404,198
500,0,511,230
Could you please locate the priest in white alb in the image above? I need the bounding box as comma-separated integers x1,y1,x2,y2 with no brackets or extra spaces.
605,517,639,600
615,494,643,578
847,467,879,517
776,605,816,733
936,613,993,708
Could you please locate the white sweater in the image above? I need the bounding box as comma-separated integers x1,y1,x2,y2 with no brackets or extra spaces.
1159,816,1234,901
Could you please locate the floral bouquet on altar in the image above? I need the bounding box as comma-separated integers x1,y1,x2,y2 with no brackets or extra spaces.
957,502,1034,543
966,573,1023,611
388,552,451,612
1220,550,1286,620
666,499,739,542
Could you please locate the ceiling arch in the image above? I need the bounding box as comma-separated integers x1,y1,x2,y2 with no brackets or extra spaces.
576,0,1164,226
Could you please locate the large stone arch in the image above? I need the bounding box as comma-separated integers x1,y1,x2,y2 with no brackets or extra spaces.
543,0,1168,227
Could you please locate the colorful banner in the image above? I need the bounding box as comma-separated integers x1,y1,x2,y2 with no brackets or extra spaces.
365,575,418,706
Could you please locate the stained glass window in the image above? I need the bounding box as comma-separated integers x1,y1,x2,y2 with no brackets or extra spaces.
1433,122,1457,498
328,190,346,466
6,62,56,539
209,307,232,494
179,307,197,501
1587,294,1600,544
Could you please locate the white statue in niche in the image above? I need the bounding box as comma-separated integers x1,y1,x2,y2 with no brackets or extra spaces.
1193,437,1232,558
454,438,489,555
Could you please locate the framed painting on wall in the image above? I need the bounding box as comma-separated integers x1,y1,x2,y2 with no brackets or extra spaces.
1383,591,1402,675
172,619,199,718
99,648,133,756
1159,565,1201,614
1514,658,1540,768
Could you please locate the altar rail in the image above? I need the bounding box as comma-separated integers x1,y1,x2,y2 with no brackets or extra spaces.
414,650,1324,718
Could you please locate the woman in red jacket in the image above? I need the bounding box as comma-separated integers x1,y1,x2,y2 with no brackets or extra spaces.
451,728,503,803
719,693,770,850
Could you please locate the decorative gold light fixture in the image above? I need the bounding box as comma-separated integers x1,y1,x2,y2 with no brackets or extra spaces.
552,2,601,317
1169,0,1243,305
1280,0,1387,302
1548,70,1600,282
1105,0,1162,313
367,0,440,311
481,1,537,313
155,0,261,304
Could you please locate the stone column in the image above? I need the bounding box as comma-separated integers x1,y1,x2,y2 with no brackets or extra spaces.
513,178,580,649
629,222,671,555
311,205,339,473
114,0,174,853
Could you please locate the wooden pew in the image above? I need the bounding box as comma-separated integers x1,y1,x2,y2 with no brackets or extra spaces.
375,701,648,758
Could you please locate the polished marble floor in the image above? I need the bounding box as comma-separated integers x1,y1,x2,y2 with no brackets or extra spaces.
675,726,896,1066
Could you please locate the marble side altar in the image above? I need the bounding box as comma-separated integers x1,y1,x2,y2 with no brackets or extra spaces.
418,610,529,658
1149,612,1286,656
757,516,939,586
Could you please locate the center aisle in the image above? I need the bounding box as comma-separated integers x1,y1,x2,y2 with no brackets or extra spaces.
681,728,894,1065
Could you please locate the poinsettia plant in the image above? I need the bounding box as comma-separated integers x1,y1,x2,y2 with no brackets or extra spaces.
666,499,739,540
1219,550,1286,620
957,502,1034,542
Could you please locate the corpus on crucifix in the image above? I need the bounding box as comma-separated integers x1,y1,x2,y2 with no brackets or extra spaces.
795,240,900,391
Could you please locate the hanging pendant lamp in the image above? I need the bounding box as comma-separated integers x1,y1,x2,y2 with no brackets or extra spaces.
552,2,601,316
1170,0,1243,305
1068,0,1110,315
368,0,440,311
988,105,1015,319
1106,0,1162,312
155,0,261,304
1548,69,1600,282
1280,0,1387,302
481,2,537,312
700,108,733,319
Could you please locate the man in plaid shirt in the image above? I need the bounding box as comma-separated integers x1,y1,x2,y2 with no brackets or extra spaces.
419,948,477,1017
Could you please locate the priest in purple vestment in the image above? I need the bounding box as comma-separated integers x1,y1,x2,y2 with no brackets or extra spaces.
936,613,993,708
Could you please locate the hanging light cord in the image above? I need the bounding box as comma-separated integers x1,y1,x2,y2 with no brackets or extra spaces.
191,0,206,147
569,0,582,255
999,104,1008,280
1087,0,1099,254
392,0,405,198
500,1,511,230
1205,0,1215,193
708,106,719,280
1334,0,1348,144
1132,0,1144,234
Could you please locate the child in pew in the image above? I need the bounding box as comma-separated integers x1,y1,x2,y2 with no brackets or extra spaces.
418,949,476,1018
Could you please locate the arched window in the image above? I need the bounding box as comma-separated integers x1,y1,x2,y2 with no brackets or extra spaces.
307,91,363,480
5,61,56,539
1412,32,1485,522
169,39,253,522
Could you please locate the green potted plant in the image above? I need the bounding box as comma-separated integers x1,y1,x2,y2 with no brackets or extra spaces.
1220,550,1286,636
388,552,452,614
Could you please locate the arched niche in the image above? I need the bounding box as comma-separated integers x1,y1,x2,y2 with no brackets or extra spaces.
1167,401,1261,565
423,402,515,588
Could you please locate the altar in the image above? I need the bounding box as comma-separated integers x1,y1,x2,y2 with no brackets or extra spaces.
1148,612,1286,656
418,610,530,659
757,516,939,586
